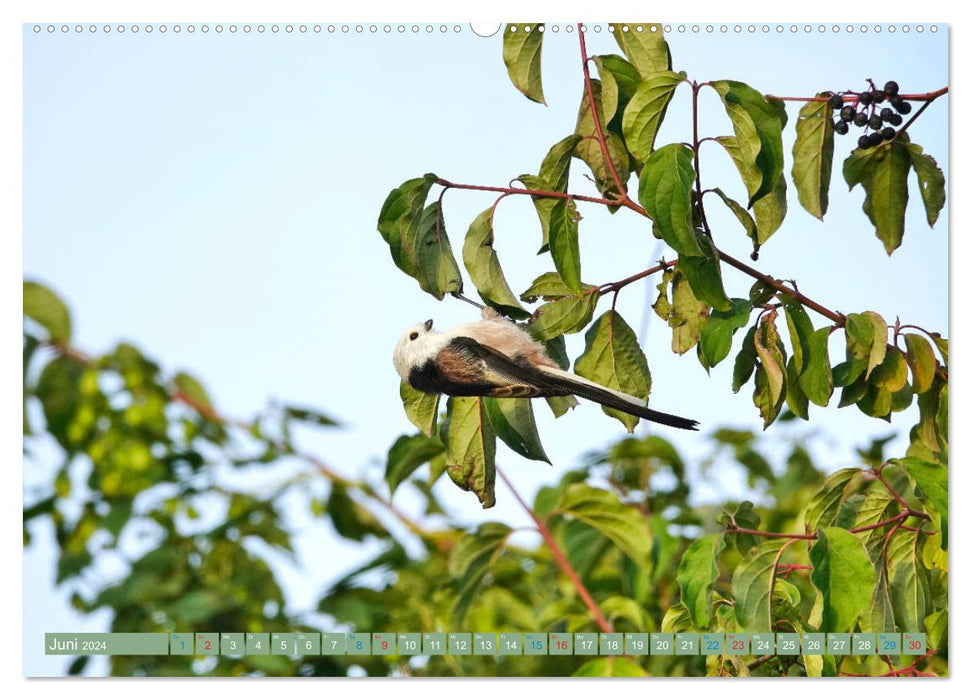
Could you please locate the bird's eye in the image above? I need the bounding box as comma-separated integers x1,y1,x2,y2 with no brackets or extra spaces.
409,332,419,341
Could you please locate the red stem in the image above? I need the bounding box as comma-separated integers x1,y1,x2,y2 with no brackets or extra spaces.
497,467,614,633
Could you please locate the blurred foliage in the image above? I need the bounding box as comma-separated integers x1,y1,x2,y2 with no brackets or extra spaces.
25,281,946,677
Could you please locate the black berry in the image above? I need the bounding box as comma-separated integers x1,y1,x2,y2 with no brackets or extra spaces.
880,107,895,120
858,134,872,149
873,90,886,103
841,106,856,121
828,94,844,109
853,112,868,127
868,114,883,130
888,113,903,126
884,80,900,96
895,100,912,115
881,127,896,140
859,91,874,106
834,119,849,135
869,133,884,147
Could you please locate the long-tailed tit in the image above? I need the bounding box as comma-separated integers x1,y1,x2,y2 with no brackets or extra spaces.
393,314,699,431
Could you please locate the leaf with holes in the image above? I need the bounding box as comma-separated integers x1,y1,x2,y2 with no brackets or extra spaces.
844,140,911,255
905,142,945,227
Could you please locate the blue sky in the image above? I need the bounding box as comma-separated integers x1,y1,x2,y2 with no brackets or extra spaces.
22,21,948,676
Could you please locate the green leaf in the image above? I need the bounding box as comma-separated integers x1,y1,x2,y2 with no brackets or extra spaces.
897,457,947,550
710,187,758,243
400,380,440,437
903,333,938,394
904,142,945,227
527,291,600,341
548,199,583,293
574,311,652,433
502,24,546,104
844,311,888,380
283,405,339,427
449,522,511,621
677,533,724,629
462,209,529,319
517,175,559,254
698,298,752,372
716,136,788,244
441,396,497,508
483,397,549,464
843,140,911,255
172,371,213,411
35,355,83,448
652,268,710,354
327,485,389,542
791,96,835,220
573,657,648,677
555,483,651,565
785,356,810,420
611,23,670,75
638,143,702,257
871,346,908,392
539,134,583,191
885,527,929,632
710,80,785,207
732,326,758,392
520,271,596,302
621,71,686,162
804,468,859,533
574,80,630,197
378,173,437,263
592,54,641,129
23,281,72,343
385,433,446,496
718,500,761,553
799,327,834,407
732,539,788,632
810,527,876,632
676,234,732,312
414,202,463,300
753,313,787,428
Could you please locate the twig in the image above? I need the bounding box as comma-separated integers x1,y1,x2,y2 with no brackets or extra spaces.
497,466,614,633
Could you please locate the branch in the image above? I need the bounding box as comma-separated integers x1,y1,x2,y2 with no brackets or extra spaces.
497,467,614,633
577,24,627,200
598,259,677,294
767,87,948,103
436,177,619,208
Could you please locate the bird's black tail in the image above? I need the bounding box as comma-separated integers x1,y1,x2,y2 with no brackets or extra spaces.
537,366,699,431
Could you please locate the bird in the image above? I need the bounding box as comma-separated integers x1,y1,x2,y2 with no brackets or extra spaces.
392,313,699,431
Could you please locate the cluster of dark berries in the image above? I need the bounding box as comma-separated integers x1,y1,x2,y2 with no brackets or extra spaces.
827,81,913,149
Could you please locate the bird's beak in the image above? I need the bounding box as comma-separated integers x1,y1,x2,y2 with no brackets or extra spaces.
424,319,434,331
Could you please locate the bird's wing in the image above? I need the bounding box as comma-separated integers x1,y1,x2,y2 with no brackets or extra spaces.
440,336,568,398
